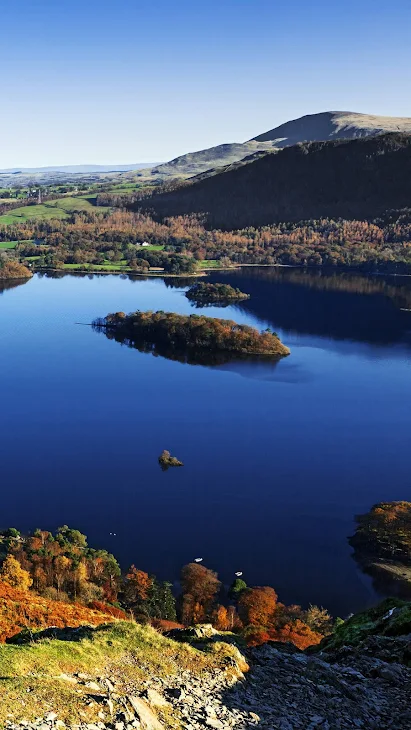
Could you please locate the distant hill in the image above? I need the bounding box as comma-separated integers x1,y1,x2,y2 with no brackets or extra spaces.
146,133,411,229
145,141,277,179
137,111,411,180
0,163,156,174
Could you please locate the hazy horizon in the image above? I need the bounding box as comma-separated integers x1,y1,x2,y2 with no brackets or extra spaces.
0,163,159,172
2,0,411,167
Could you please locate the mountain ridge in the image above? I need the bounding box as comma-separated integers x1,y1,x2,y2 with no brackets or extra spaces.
136,110,411,180
146,132,411,229
252,110,411,143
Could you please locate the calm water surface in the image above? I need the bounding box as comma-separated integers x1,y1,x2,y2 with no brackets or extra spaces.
1,268,410,616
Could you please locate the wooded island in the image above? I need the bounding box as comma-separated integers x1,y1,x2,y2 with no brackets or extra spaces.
93,310,290,357
185,282,250,302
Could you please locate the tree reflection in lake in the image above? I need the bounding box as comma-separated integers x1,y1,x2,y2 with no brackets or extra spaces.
203,268,411,346
92,322,283,369
0,278,31,296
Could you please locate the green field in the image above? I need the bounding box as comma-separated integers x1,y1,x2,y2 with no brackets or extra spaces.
62,263,132,272
106,183,139,191
0,241,18,249
0,197,109,225
199,259,220,268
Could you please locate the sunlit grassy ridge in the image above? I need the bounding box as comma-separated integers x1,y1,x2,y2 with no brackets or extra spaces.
0,197,109,225
0,621,240,725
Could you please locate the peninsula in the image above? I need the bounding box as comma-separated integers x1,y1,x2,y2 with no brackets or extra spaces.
350,501,411,598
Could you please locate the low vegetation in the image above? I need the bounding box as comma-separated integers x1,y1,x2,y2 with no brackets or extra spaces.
0,580,124,643
317,597,411,653
93,310,290,357
0,620,233,726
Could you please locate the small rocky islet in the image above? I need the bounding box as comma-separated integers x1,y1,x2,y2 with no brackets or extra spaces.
158,449,183,470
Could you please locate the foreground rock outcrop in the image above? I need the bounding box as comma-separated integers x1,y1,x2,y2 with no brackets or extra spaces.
3,601,411,730
4,637,411,730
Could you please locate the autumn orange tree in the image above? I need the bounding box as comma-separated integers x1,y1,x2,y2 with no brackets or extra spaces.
179,563,221,625
122,566,177,622
0,525,121,604
238,586,278,626
123,566,153,619
0,555,33,591
350,501,411,562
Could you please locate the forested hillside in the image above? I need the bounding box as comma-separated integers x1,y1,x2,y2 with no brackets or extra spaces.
146,133,411,229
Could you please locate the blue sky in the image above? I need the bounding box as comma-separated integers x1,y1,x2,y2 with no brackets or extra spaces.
1,0,411,166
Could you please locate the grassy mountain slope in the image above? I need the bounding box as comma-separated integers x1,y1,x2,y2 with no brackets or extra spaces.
144,140,277,179
133,111,411,181
0,621,240,726
252,110,411,144
147,132,411,229
0,196,109,225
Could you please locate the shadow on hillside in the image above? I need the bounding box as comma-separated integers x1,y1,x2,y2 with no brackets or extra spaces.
6,624,106,645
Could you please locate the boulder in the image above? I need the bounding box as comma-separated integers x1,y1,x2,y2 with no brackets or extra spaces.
127,697,164,730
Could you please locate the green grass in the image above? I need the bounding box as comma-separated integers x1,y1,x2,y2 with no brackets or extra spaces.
198,259,220,268
62,262,131,272
0,621,242,726
0,241,18,249
0,197,109,225
52,254,163,272
317,598,411,654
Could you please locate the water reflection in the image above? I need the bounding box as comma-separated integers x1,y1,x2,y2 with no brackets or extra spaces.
205,268,411,346
350,556,411,601
0,278,31,295
93,324,282,369
1,269,410,616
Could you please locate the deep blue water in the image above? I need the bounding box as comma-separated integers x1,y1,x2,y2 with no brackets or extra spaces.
0,268,410,617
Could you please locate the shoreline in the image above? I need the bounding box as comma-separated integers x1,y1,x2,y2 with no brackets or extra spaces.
29,262,411,279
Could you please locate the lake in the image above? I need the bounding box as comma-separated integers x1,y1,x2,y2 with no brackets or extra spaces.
0,267,410,617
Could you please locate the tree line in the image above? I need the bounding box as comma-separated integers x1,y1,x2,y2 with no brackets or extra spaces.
1,205,411,272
